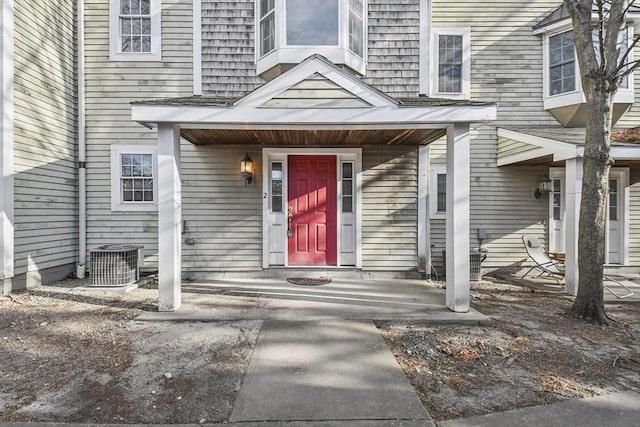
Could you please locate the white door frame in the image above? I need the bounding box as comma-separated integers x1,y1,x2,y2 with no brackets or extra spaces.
262,147,362,269
549,167,629,265
606,168,630,265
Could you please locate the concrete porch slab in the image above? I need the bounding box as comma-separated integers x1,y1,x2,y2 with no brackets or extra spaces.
136,278,488,324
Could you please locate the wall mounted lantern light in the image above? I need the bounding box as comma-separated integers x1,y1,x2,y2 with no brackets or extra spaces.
240,152,253,186
534,175,552,200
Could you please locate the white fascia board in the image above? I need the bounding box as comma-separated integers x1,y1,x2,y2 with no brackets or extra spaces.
532,19,571,36
611,145,640,160
497,128,578,162
132,103,497,128
236,56,398,108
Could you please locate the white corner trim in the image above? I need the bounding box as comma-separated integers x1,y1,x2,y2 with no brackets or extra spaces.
418,0,431,95
192,0,202,95
110,145,158,212
417,145,429,272
109,0,162,62
1,0,14,279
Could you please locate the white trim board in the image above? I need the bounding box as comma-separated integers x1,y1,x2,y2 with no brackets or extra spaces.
1,0,14,281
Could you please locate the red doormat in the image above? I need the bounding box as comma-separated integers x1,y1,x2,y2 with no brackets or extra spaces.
287,277,332,286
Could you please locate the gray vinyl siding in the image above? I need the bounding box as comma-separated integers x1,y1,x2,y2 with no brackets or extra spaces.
362,146,418,270
428,1,571,271
181,145,262,273
12,0,78,278
84,0,193,266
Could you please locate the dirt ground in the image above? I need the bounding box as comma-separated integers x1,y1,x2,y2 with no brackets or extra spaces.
1,275,639,424
0,278,260,424
379,278,640,421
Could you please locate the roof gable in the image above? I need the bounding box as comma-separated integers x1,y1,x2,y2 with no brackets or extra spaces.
234,55,397,109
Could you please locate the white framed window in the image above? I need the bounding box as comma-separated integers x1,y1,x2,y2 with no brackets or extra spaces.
110,145,158,212
542,26,634,113
429,165,446,218
430,27,471,100
109,0,162,61
255,0,367,76
548,30,576,96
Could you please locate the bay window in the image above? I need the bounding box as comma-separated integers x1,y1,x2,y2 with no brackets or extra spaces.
255,0,366,77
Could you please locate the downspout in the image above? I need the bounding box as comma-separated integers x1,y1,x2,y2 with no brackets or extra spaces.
76,0,87,278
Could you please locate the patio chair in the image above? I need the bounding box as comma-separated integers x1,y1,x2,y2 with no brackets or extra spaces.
521,235,565,285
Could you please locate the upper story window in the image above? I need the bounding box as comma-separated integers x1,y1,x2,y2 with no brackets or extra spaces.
109,0,162,61
535,7,635,126
549,31,576,95
430,28,471,100
256,0,366,78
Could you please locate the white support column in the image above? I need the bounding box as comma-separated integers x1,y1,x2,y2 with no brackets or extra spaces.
445,123,470,312
417,144,429,273
158,124,182,311
564,157,582,296
1,0,15,292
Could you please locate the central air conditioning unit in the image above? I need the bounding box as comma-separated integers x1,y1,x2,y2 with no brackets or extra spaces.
89,245,144,286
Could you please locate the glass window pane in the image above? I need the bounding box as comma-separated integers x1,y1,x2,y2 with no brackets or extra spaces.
343,180,353,196
271,162,283,212
120,0,131,14
260,13,275,56
272,195,282,213
609,179,618,221
140,0,150,14
131,0,140,14
286,0,339,46
437,174,446,212
342,163,353,179
343,196,353,213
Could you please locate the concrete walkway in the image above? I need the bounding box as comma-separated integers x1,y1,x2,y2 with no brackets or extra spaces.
230,319,432,425
438,390,640,427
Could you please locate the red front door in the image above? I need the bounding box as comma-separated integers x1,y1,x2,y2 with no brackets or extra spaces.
288,155,337,265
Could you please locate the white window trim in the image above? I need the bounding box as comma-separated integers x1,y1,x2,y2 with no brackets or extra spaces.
430,27,471,100
542,26,635,111
254,0,367,76
109,0,162,62
110,145,158,212
429,164,446,219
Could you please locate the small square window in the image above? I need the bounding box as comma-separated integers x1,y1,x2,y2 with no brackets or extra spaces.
111,146,157,212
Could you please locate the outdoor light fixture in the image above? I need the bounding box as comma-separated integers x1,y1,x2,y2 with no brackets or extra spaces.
240,152,253,186
534,175,552,200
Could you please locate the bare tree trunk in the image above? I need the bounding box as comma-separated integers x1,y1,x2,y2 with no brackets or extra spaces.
563,0,627,324
569,88,612,324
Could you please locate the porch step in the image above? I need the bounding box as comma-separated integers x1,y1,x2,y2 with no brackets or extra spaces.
183,268,424,281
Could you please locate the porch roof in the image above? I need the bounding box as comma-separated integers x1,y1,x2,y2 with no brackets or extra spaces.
130,55,496,147
497,126,640,167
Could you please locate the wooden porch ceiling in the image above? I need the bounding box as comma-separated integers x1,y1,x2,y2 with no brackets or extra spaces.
180,128,446,146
